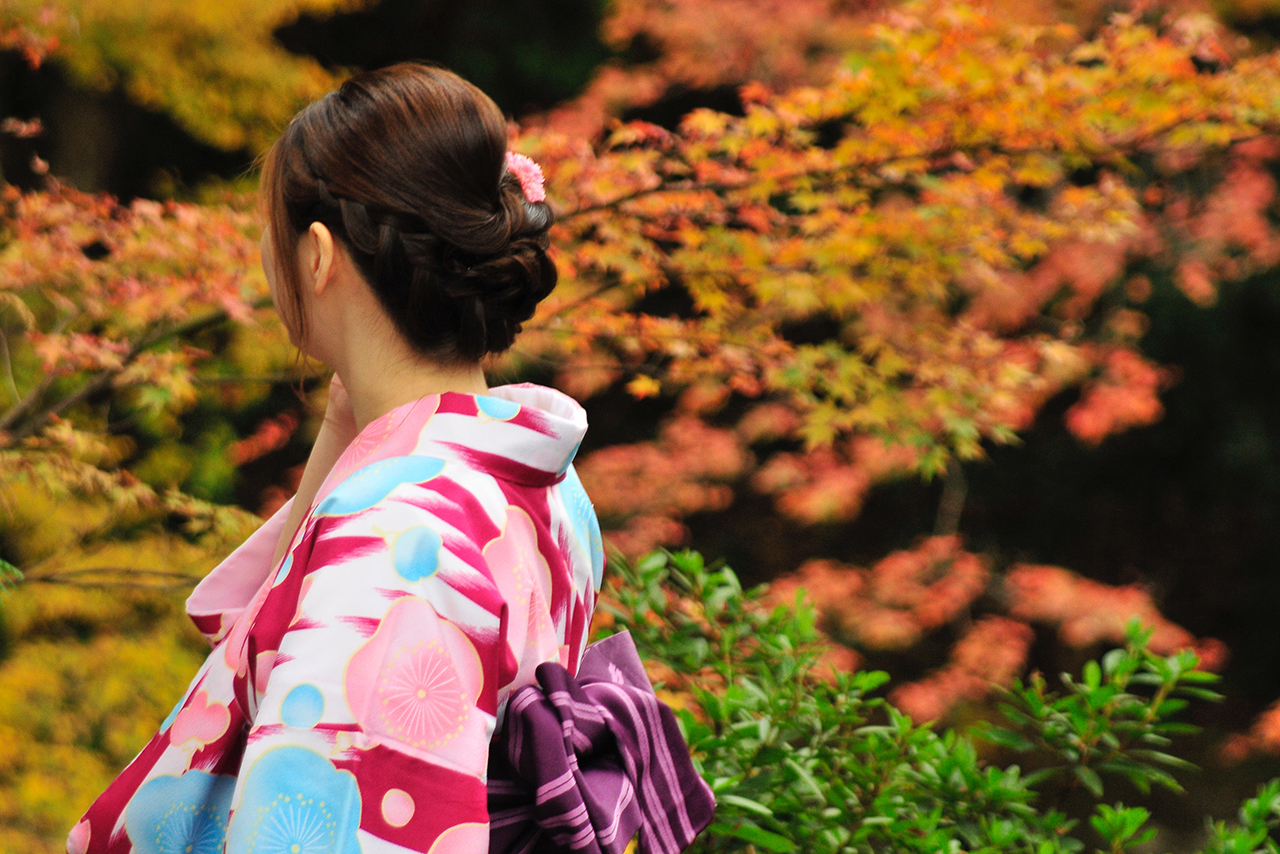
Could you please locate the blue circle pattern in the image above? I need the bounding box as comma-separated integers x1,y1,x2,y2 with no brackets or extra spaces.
476,396,521,421
125,770,236,854
392,525,443,581
280,684,325,728
227,745,361,854
315,456,445,517
560,466,604,590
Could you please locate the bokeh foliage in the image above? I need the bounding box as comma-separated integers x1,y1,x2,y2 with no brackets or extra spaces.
2,0,1280,850
0,0,349,151
602,549,1277,854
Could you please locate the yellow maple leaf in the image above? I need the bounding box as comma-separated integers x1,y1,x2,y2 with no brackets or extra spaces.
626,375,662,399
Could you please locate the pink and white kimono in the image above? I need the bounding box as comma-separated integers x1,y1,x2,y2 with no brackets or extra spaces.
68,384,604,854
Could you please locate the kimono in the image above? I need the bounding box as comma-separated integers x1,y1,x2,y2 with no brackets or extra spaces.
68,383,604,854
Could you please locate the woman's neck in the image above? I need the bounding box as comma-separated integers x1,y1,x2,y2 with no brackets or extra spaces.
297,245,490,431
338,338,489,432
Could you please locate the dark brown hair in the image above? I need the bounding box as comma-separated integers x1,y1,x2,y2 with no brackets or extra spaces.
261,63,556,362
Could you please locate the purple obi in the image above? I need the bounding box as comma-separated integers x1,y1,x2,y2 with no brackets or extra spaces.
488,631,717,854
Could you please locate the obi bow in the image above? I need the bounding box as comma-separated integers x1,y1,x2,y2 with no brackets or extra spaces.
488,631,716,854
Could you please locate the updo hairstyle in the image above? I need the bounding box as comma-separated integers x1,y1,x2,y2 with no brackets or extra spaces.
261,63,556,363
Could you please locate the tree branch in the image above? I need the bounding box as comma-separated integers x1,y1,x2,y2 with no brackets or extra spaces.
23,566,199,590
0,372,51,431
933,458,967,537
0,326,18,405
3,296,273,441
555,120,1277,223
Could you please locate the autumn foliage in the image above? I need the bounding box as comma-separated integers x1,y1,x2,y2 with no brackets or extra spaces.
765,538,1230,724
2,0,1280,848
519,2,1280,563
0,183,278,523
0,0,348,151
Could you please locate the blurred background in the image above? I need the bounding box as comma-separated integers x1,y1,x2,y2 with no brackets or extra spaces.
2,0,1280,850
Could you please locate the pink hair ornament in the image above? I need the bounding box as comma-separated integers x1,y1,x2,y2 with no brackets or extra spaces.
505,152,546,203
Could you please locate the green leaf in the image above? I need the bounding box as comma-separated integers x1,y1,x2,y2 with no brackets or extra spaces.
1073,765,1104,798
1083,660,1101,689
853,670,891,692
636,551,668,574
977,725,1036,752
1101,648,1127,677
1175,687,1224,702
1020,768,1062,788
718,794,776,816
0,557,23,591
711,821,799,853
1178,670,1220,685
1128,749,1198,770
784,757,827,804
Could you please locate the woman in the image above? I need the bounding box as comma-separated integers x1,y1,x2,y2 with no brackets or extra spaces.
68,63,604,854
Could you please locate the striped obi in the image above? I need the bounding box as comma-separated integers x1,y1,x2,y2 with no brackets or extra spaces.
488,631,716,854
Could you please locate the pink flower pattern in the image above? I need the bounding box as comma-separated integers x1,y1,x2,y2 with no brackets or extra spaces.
379,639,468,744
169,690,230,753
345,596,486,768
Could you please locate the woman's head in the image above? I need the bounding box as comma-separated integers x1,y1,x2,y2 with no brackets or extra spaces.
260,63,556,363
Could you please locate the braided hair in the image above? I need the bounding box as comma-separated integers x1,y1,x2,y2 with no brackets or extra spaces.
260,63,556,363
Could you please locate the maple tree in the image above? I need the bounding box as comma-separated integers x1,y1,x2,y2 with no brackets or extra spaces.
521,0,1280,544
0,180,284,522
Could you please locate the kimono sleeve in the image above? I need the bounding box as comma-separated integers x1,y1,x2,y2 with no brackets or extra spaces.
185,497,294,645
224,491,511,854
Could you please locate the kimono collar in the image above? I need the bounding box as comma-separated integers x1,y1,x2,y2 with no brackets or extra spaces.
314,383,588,502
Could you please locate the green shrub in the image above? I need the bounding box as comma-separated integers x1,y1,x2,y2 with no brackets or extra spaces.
600,550,1280,854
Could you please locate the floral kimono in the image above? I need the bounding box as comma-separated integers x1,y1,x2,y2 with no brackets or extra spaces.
68,384,604,854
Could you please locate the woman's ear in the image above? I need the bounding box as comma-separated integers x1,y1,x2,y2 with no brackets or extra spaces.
299,221,337,298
